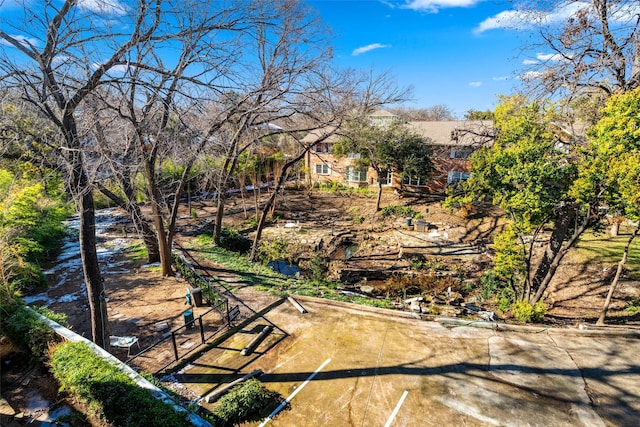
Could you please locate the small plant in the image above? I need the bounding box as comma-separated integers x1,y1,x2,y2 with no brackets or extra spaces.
625,297,640,313
479,270,500,300
511,300,547,323
219,227,252,253
211,379,283,426
380,204,416,218
348,207,365,225
410,257,446,272
307,254,329,283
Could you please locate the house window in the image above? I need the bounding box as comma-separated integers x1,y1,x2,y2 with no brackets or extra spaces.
379,170,393,186
447,171,471,184
402,175,428,186
346,166,367,182
450,147,473,159
347,152,362,159
313,142,332,153
315,163,331,175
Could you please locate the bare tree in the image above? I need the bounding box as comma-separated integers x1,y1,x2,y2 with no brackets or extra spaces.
520,0,640,105
387,105,456,121
248,68,411,261
0,0,228,346
86,1,257,276
202,0,336,246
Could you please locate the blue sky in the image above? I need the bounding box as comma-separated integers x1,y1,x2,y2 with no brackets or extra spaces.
309,0,531,117
6,1,630,119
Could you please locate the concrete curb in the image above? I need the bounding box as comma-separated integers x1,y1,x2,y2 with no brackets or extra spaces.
31,308,213,427
290,295,640,338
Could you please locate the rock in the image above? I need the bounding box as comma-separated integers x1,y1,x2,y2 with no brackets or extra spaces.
359,285,374,294
404,296,424,304
410,302,422,313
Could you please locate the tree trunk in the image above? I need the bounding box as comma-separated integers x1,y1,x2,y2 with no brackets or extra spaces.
98,185,160,263
375,180,383,211
214,192,226,245
529,204,575,299
250,151,308,261
65,112,109,348
596,226,639,325
531,209,592,304
610,219,621,237
78,190,109,348
66,146,109,348
145,160,173,276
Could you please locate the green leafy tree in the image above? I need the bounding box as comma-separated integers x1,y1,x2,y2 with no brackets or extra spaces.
491,224,527,303
464,109,494,120
448,95,586,304
335,117,433,211
571,88,640,324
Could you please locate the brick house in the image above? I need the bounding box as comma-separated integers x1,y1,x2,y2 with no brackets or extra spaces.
303,112,494,194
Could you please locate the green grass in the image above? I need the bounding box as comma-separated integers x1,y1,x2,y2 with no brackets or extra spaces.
125,242,149,262
572,226,640,274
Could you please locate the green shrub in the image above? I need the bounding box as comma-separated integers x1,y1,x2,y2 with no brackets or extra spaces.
380,204,416,218
211,378,282,426
50,341,191,427
512,300,547,323
626,297,640,313
479,270,500,300
0,305,63,362
219,227,252,253
307,254,329,283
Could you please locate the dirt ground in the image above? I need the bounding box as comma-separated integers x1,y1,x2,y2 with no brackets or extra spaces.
2,188,639,424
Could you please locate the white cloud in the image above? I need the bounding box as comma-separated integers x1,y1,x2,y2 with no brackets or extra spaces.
352,43,391,56
77,0,128,16
468,81,482,87
403,0,480,13
476,1,640,33
0,34,38,48
519,71,543,82
536,52,568,62
108,64,130,73
474,10,537,33
91,62,130,74
492,76,509,81
522,59,538,65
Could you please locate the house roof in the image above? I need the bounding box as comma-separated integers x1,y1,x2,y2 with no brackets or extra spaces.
407,120,494,146
300,126,341,144
301,120,495,147
369,109,395,117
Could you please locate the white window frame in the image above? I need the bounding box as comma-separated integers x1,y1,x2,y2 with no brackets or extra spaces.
346,166,367,183
402,175,427,186
447,170,472,184
315,163,331,175
379,170,393,186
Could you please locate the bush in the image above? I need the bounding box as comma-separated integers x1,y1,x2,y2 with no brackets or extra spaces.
380,204,416,218
512,300,547,323
219,227,252,253
0,305,63,362
211,379,282,426
50,341,191,427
